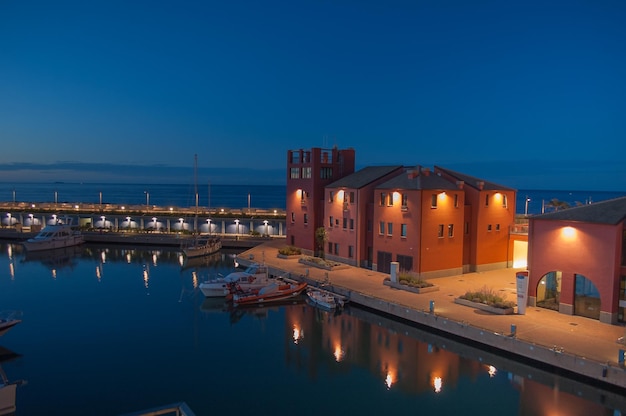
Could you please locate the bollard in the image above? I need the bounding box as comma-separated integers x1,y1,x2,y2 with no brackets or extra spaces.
510,324,517,337
429,300,435,313
619,349,625,365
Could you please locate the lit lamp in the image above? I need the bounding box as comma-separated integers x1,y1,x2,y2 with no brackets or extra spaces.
100,216,106,229
206,218,211,234
525,196,530,216
263,220,269,236
234,219,240,235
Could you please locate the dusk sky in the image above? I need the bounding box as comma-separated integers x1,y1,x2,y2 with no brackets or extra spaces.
1,1,625,189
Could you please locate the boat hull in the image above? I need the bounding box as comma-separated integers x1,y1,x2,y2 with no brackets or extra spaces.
233,282,308,305
183,238,222,258
22,235,84,252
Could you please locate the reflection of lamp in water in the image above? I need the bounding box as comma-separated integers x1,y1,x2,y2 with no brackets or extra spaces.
487,365,497,378
143,265,149,289
292,325,303,344
433,376,442,393
333,344,345,362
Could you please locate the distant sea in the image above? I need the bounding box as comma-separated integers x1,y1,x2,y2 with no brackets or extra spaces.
0,182,624,215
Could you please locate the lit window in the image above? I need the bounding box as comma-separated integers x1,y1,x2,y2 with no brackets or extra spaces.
290,168,300,179
438,224,444,238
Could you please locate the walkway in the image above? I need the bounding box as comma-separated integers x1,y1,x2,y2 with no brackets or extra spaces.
238,239,626,390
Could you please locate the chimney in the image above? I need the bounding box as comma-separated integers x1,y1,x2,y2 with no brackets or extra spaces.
421,167,430,176
407,170,419,179
456,180,464,189
476,181,484,190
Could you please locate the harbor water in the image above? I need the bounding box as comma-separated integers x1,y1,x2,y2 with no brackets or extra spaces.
0,242,624,415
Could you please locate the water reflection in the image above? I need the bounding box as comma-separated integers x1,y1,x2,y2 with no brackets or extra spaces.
0,346,24,415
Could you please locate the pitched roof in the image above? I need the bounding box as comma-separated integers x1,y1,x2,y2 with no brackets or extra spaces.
377,169,458,190
532,196,626,225
435,166,516,191
327,165,403,189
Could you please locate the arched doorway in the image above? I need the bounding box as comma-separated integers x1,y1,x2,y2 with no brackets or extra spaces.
574,274,601,320
536,271,561,311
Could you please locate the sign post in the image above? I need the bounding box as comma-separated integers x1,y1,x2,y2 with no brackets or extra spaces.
516,271,529,315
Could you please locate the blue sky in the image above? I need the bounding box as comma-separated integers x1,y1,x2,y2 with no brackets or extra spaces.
1,0,625,189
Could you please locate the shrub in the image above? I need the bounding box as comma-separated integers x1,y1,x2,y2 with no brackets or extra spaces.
278,246,301,256
460,285,515,309
398,272,433,288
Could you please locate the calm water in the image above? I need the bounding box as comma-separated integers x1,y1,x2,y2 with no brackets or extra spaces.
0,242,624,415
1,182,625,215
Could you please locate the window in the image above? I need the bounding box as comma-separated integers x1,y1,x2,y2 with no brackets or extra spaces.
448,224,454,237
401,223,407,238
431,194,438,208
379,221,385,235
334,243,339,255
329,216,333,227
350,192,355,203
303,213,308,224
348,245,354,258
401,193,408,209
291,152,300,164
454,194,459,208
487,224,492,232
380,192,386,206
368,220,372,232
438,224,444,238
300,190,306,204
485,194,489,206
290,168,300,179
350,219,354,230
291,212,295,223
328,191,334,203
502,194,507,208
328,242,332,253
302,151,310,163
343,217,347,229
335,218,339,226
387,222,393,236
302,167,312,179
320,167,333,179
387,193,393,206
496,223,500,231
465,222,470,235
397,255,413,272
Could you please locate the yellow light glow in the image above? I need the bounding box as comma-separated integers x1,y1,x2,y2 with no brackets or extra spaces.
433,376,442,393
333,344,345,362
494,192,502,201
488,365,497,377
192,271,199,289
561,226,576,239
337,190,344,200
438,192,446,200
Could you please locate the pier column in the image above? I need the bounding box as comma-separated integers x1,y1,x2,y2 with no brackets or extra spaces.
279,222,283,236
221,220,226,235
250,220,254,235
140,218,144,230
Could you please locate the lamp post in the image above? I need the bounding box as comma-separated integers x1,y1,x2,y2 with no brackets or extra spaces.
525,196,530,216
144,191,150,210
207,218,211,235
264,220,269,237
235,219,240,236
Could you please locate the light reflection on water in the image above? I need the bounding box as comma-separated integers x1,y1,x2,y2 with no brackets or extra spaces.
0,242,624,416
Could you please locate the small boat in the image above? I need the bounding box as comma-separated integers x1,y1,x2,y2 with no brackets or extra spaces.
199,264,271,297
306,287,346,310
182,236,222,258
0,311,22,337
232,281,308,306
22,219,84,252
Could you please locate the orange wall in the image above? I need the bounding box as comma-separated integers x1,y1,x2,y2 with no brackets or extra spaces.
529,220,621,313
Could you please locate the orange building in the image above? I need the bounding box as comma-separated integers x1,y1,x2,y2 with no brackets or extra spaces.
527,197,626,324
286,147,355,254
324,165,404,268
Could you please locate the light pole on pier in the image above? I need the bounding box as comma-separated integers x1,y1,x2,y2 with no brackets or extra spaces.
525,196,530,216
144,191,150,210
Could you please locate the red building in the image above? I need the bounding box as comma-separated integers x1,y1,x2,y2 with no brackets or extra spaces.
286,147,355,254
324,165,404,268
527,197,626,324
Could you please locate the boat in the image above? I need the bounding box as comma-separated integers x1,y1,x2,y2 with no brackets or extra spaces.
0,311,22,338
199,263,271,297
232,281,308,306
21,219,84,252
306,287,346,310
0,347,24,416
182,154,221,258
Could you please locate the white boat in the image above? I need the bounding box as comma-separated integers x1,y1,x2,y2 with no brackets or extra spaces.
0,311,22,338
22,220,84,252
183,236,222,258
199,264,271,297
306,287,346,310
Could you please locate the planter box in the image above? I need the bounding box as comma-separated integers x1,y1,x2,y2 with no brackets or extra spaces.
298,258,349,271
383,279,439,294
454,297,514,315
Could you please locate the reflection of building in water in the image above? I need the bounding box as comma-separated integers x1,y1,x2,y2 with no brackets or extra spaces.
284,305,624,414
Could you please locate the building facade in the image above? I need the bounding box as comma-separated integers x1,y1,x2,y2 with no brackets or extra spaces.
527,197,626,324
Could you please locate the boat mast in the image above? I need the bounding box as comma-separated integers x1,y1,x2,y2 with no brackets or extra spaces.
194,154,198,234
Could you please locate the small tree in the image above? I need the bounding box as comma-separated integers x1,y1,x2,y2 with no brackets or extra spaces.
315,227,328,259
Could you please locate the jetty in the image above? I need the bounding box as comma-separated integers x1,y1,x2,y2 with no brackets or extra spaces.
236,239,626,391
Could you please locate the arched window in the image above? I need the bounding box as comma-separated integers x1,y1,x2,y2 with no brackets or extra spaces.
537,271,561,311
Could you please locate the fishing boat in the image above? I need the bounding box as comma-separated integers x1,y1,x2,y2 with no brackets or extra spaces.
199,263,271,297
182,154,221,259
0,311,22,337
232,281,308,306
306,287,346,310
22,219,84,252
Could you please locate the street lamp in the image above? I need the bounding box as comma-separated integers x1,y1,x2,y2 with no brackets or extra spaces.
264,220,269,237
234,219,240,235
525,196,530,216
144,191,150,209
206,218,211,234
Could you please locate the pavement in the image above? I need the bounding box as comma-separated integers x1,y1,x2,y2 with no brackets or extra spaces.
237,239,626,390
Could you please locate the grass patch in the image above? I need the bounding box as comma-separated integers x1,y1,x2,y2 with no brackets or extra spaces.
278,245,301,256
398,273,433,288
